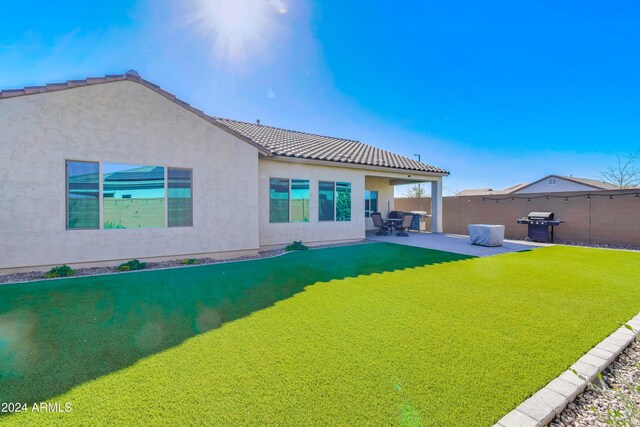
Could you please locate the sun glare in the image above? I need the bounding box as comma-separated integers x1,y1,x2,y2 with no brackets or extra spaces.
189,0,287,62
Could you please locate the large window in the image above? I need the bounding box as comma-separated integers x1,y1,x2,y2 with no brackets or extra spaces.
168,168,193,227
291,179,310,222
66,160,99,229
319,181,352,222
318,181,335,221
269,178,290,223
365,190,378,218
269,178,310,223
103,164,165,229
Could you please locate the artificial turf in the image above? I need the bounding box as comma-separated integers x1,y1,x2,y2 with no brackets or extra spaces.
2,244,640,426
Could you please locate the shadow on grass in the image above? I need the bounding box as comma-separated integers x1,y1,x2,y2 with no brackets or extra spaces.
0,243,471,406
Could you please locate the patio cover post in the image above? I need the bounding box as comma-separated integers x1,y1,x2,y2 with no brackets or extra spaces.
431,179,443,233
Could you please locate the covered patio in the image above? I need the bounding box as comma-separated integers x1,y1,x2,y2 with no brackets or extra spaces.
366,230,548,257
364,173,444,233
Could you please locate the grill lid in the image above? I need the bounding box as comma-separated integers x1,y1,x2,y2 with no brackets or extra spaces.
527,212,554,220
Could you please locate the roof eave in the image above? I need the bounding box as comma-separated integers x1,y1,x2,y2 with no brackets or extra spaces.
261,154,449,177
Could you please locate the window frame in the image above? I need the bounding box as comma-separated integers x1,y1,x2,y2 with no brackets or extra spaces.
318,181,336,222
65,160,194,231
65,159,100,231
290,179,310,223
318,181,352,222
364,190,378,218
336,181,351,222
269,177,290,223
269,177,311,224
167,167,194,228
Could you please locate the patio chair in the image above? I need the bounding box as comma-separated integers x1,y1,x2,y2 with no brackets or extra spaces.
371,212,390,236
396,213,414,237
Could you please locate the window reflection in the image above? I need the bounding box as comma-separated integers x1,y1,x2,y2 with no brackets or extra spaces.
103,164,165,229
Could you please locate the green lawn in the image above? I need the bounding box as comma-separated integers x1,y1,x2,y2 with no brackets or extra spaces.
2,244,640,426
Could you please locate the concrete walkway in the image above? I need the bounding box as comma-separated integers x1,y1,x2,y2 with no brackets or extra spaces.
366,230,549,257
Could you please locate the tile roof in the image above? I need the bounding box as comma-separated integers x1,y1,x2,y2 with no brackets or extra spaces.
555,175,618,190
456,175,619,196
215,118,447,174
0,71,448,175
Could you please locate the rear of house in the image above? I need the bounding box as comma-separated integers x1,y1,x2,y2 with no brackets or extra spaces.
0,71,448,273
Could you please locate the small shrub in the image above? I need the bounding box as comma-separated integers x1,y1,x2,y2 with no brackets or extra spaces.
181,258,198,265
44,265,75,278
285,240,308,251
104,220,126,229
117,259,147,272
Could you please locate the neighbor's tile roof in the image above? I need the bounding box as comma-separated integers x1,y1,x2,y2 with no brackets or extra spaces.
556,176,618,190
215,118,447,174
0,71,447,175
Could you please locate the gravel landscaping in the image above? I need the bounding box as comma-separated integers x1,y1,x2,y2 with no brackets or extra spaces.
0,240,372,285
556,240,640,252
551,338,640,427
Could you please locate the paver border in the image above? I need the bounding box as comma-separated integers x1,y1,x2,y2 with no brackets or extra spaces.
495,313,640,427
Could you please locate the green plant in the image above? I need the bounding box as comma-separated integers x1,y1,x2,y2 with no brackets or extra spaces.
117,259,147,272
181,258,198,265
104,220,126,229
284,240,308,251
44,265,75,278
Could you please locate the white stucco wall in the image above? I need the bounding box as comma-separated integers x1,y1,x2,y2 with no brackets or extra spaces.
0,80,260,271
515,177,598,193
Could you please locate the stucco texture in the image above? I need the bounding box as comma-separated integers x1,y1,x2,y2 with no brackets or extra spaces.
0,81,260,271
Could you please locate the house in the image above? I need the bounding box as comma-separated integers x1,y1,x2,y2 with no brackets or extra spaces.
0,71,448,273
456,175,617,197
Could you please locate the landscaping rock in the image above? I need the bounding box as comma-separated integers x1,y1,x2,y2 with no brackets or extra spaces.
550,339,640,427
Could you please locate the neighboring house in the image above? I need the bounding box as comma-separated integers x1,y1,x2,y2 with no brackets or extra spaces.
456,175,618,196
0,71,448,273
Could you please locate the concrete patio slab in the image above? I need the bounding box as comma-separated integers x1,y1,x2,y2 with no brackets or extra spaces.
366,230,548,257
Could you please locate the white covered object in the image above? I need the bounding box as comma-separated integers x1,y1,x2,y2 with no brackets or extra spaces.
468,224,505,247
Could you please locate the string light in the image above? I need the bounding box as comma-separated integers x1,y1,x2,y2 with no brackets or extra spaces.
474,192,638,202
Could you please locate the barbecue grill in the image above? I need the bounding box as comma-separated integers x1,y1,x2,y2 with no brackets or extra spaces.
517,212,564,243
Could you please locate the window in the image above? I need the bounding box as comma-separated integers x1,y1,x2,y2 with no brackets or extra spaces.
103,164,165,229
168,168,193,227
364,190,378,217
290,179,310,222
269,178,310,223
269,178,290,223
549,178,557,185
318,181,352,222
336,182,351,221
66,161,99,229
318,181,335,221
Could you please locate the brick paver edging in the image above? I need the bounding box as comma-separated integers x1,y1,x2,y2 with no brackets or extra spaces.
494,313,640,427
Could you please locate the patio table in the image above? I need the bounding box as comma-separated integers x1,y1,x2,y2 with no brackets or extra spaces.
384,218,403,235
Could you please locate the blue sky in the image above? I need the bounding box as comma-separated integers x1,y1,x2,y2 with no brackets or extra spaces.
1,0,639,196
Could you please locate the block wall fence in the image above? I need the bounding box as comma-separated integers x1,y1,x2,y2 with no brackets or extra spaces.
395,189,640,246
